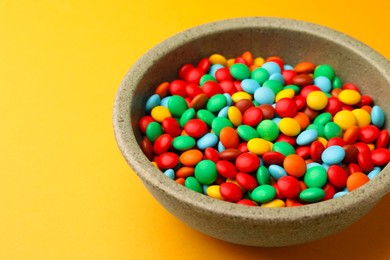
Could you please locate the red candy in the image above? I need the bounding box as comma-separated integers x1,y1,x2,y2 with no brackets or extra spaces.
277,176,301,199
169,79,187,97
327,165,348,189
275,98,298,118
242,107,263,127
371,148,390,166
162,117,181,137
184,119,208,138
262,151,285,166
235,153,260,173
236,172,258,191
155,152,179,170
220,182,243,202
359,125,380,143
216,160,237,179
153,134,172,154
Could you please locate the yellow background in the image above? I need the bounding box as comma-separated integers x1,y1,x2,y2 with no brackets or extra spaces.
1,0,390,259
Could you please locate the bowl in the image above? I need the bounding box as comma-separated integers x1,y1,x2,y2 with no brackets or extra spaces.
113,17,390,247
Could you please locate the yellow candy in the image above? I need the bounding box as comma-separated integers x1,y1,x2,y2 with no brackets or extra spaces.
279,118,301,136
254,57,265,66
209,54,227,67
151,161,158,168
227,58,235,68
352,108,371,127
151,106,171,122
275,88,295,102
306,90,328,110
206,185,224,200
232,91,252,103
338,89,361,105
317,137,328,147
261,199,285,208
247,138,270,155
227,106,242,127
333,110,357,130
368,143,375,151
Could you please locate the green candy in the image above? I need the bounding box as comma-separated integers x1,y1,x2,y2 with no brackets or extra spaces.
299,187,325,203
304,166,327,188
256,166,271,185
211,117,233,136
179,108,195,127
324,122,343,139
251,67,269,84
206,94,227,112
200,74,217,86
307,124,325,138
185,177,203,193
145,121,163,142
314,64,335,81
230,63,251,80
272,141,295,156
257,119,279,141
237,125,259,141
332,76,342,89
197,109,216,126
194,160,218,185
283,84,300,93
168,95,188,117
313,112,332,125
262,79,283,95
251,185,276,203
173,135,195,151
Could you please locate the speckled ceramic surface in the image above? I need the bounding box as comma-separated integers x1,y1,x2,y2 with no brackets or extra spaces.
113,17,390,247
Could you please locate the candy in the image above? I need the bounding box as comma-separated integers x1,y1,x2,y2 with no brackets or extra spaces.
138,51,390,207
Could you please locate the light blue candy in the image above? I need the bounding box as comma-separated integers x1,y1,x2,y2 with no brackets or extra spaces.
368,167,381,180
333,191,348,199
224,93,232,106
218,141,226,152
314,76,332,92
269,73,285,85
160,96,170,107
284,64,294,70
371,105,385,128
296,129,318,146
241,79,260,94
306,162,322,169
217,106,229,118
321,145,345,165
262,61,281,75
268,164,287,180
145,94,161,112
197,133,218,150
202,185,208,194
321,163,330,171
208,64,224,77
254,87,275,105
164,169,175,180
272,117,281,126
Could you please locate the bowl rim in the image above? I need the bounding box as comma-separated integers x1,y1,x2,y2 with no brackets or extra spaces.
113,17,390,221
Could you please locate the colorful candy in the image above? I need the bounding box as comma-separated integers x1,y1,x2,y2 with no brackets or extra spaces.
138,51,390,207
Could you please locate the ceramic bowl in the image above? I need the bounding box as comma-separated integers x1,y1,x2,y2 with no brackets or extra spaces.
113,17,390,247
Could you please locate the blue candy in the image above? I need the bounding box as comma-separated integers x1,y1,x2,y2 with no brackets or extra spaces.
269,73,285,85
296,129,318,146
208,64,224,77
321,145,345,165
254,87,275,105
241,79,260,94
371,105,385,128
262,61,281,75
314,76,332,92
145,94,161,112
268,164,287,180
197,133,218,150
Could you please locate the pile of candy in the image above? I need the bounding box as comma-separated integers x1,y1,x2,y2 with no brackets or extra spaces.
139,51,390,207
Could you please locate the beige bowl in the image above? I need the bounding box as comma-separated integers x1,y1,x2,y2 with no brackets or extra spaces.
113,17,390,247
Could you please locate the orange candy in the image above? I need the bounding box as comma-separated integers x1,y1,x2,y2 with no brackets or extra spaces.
293,112,310,129
219,127,239,148
176,178,185,185
343,125,360,144
176,166,194,178
154,82,170,97
283,154,306,177
294,61,315,74
179,149,203,166
347,172,370,191
241,51,254,66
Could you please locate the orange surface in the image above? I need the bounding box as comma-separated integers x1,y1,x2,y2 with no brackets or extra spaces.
1,0,390,259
